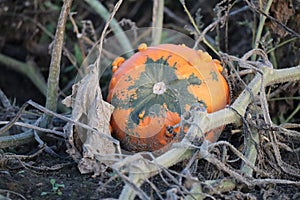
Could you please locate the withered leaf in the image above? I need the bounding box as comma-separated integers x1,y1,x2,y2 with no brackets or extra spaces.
62,64,115,175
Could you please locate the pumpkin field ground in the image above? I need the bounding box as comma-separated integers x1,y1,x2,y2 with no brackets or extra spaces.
1,0,300,199
0,144,124,199
0,138,300,199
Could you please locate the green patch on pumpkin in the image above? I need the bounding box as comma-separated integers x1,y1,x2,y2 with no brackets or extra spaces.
210,70,219,81
110,56,202,134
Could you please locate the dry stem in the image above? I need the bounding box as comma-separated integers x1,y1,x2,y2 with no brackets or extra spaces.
43,0,73,125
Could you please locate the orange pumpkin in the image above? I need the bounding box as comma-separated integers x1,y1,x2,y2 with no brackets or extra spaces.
107,44,230,152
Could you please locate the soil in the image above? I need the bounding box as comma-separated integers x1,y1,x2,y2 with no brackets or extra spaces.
0,156,102,200
0,0,300,199
1,144,300,199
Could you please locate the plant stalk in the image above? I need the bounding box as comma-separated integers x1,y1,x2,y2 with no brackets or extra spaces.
0,53,47,96
151,0,164,46
43,0,73,126
85,0,133,54
252,0,273,60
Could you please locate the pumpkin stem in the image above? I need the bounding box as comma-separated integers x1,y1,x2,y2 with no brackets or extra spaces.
153,82,166,95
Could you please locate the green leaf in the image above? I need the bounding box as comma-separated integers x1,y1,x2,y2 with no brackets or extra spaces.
40,192,49,196
56,184,65,188
52,185,59,191
50,179,56,186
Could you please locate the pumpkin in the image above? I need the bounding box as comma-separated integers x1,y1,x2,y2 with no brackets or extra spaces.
107,43,230,152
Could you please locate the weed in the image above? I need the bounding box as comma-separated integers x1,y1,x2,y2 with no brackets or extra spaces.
40,178,65,196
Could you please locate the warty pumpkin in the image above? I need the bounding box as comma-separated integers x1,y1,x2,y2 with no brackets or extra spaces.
107,43,230,152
